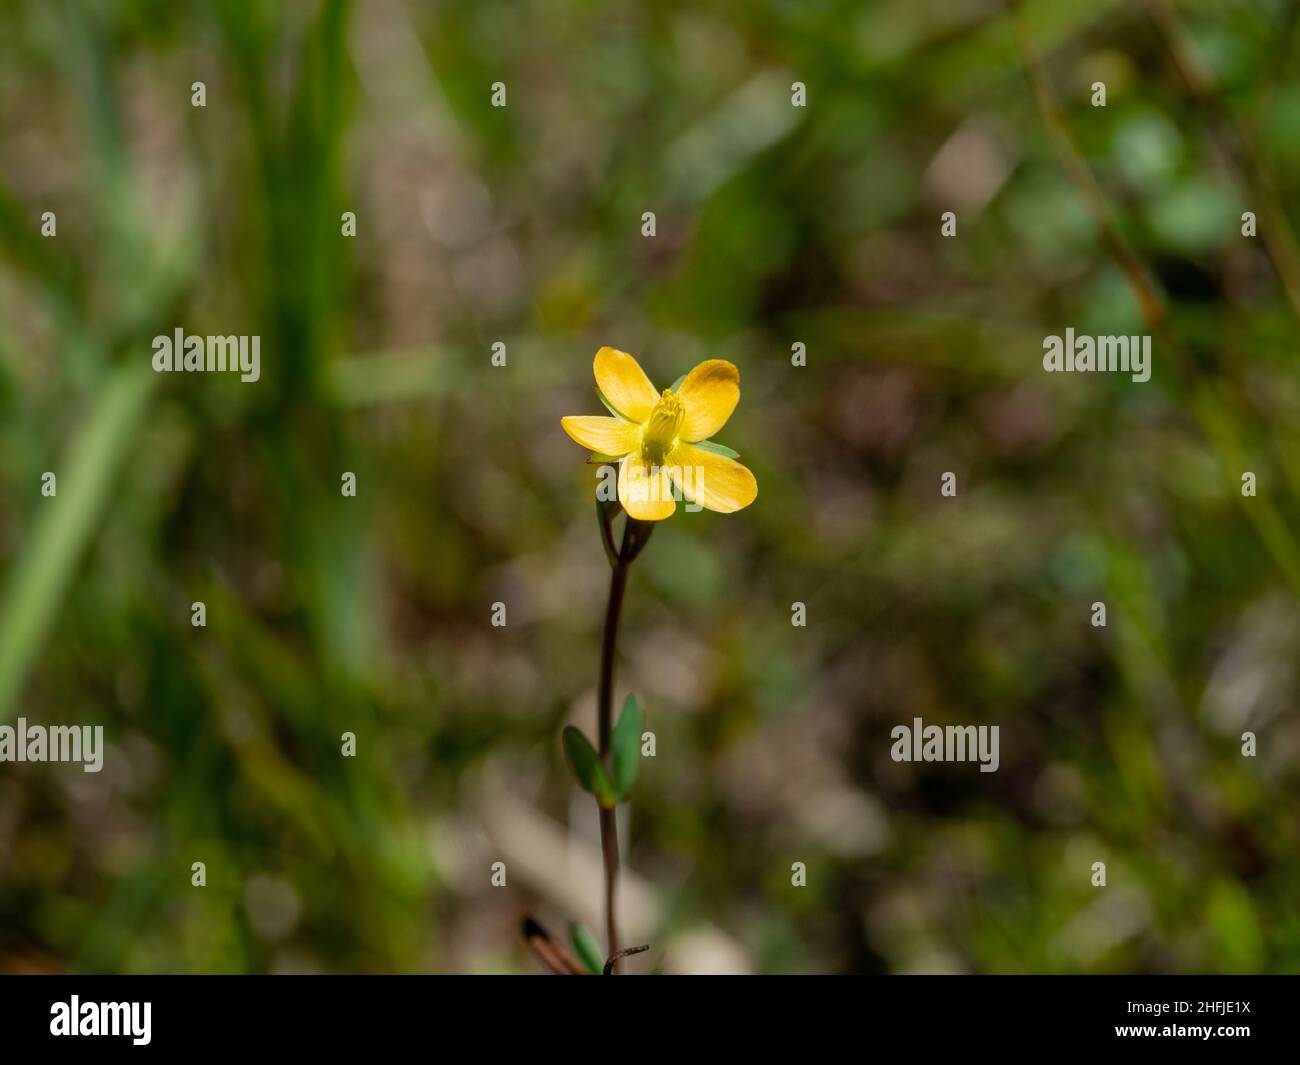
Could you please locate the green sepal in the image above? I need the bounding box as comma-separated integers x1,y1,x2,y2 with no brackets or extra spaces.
668,374,686,393
690,438,740,459
596,387,631,420
619,518,655,565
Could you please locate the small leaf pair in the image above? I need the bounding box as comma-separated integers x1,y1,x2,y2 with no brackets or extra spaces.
596,497,655,569
563,694,643,807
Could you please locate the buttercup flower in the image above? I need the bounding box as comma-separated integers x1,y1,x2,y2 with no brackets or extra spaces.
562,347,759,521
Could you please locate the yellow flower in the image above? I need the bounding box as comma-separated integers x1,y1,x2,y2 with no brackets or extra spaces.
562,347,759,521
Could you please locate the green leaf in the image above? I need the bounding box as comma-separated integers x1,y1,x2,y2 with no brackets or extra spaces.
668,373,686,393
570,923,604,975
596,387,631,420
611,694,643,801
563,726,615,807
586,452,624,465
690,438,740,459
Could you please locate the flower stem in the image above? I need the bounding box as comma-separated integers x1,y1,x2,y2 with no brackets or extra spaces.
596,548,629,970
597,558,629,752
591,502,653,973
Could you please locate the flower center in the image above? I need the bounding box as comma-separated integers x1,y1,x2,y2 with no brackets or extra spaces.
641,389,684,464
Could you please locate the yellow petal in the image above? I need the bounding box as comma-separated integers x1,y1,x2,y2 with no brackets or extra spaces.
676,359,740,442
618,455,677,521
594,346,659,423
561,415,640,456
666,442,757,514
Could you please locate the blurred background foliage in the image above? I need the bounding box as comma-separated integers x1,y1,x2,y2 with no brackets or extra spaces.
1,0,1299,974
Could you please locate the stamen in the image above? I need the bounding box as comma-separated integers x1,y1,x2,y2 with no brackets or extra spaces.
640,389,685,463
